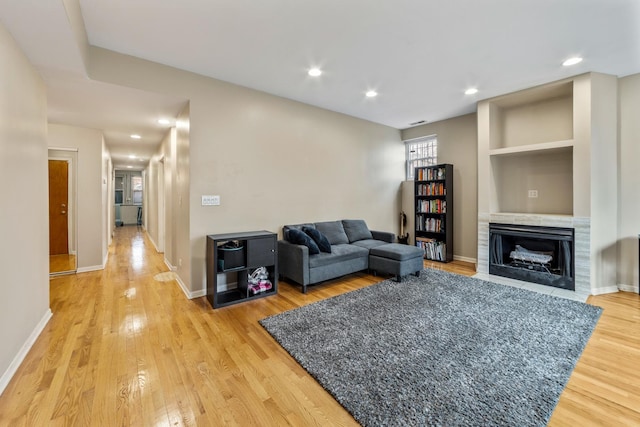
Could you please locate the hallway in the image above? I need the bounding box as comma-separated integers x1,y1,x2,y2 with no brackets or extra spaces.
0,226,367,426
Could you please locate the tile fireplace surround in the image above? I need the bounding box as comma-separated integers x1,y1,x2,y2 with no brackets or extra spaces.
476,213,590,302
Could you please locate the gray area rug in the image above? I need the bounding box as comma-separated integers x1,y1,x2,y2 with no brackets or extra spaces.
260,269,602,426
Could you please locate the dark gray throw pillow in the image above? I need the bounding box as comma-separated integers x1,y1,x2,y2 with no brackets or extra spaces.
342,219,373,242
315,220,350,245
302,226,332,253
286,228,320,254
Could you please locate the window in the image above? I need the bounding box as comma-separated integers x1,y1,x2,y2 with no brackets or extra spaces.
132,176,143,205
115,175,124,204
405,135,437,180
115,171,143,205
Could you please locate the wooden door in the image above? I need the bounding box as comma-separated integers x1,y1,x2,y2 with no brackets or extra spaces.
49,160,69,255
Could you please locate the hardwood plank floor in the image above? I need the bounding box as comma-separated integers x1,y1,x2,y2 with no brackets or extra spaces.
0,225,638,426
49,253,76,274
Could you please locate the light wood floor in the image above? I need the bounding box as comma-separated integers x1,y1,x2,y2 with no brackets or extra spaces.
49,253,76,274
1,226,638,426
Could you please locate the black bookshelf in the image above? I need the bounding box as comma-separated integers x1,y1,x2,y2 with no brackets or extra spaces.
414,164,453,262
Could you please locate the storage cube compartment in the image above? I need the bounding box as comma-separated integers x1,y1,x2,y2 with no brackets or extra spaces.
217,240,246,270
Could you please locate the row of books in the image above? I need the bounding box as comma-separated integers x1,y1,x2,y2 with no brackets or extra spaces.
416,238,447,261
416,182,446,196
416,167,446,181
416,216,444,233
417,199,446,214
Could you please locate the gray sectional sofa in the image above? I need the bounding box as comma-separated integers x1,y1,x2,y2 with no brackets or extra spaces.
278,219,396,293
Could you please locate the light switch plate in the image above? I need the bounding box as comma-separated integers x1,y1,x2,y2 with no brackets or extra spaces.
202,195,221,206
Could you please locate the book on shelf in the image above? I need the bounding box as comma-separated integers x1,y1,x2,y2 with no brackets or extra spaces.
416,182,446,196
416,167,447,181
415,237,446,261
415,216,444,233
417,199,446,214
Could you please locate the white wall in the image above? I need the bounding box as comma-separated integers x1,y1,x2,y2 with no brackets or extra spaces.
401,113,478,262
0,23,50,394
589,73,619,293
147,126,177,267
618,73,640,291
165,127,177,268
48,123,107,271
107,156,114,247
88,47,404,296
101,137,110,264
146,153,160,249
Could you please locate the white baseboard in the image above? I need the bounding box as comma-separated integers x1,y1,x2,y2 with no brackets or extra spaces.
148,235,160,253
76,254,107,274
76,264,104,273
618,283,639,293
173,273,206,299
0,309,53,395
164,258,175,271
190,288,206,299
174,273,190,298
590,286,620,295
453,255,476,265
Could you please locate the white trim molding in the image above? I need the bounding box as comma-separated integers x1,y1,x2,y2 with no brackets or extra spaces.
173,273,205,299
618,283,639,293
148,235,160,253
590,286,620,296
76,264,104,273
0,309,53,395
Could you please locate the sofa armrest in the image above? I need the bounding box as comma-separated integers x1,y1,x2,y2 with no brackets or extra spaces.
371,230,396,243
277,240,310,286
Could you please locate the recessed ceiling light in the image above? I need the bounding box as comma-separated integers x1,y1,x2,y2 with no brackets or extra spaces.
465,88,478,95
308,68,322,77
128,154,136,159
562,57,583,66
157,119,171,125
127,165,133,169
130,134,141,140
365,90,378,98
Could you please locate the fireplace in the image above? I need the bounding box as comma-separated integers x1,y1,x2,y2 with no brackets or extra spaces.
489,223,575,291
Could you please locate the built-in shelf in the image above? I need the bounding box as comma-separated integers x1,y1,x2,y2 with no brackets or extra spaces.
489,139,573,158
481,77,576,216
489,80,574,151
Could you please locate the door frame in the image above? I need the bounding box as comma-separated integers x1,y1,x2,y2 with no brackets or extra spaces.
48,148,78,273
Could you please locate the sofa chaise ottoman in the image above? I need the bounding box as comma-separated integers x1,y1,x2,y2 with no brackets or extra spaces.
278,219,423,293
369,243,424,282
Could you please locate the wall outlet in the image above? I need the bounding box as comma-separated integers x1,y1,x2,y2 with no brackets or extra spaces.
178,258,182,267
528,190,538,198
201,195,221,206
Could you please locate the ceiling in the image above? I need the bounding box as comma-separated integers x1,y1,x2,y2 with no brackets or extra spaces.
1,0,639,169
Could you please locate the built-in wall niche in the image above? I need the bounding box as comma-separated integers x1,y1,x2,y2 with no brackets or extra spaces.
490,147,573,215
489,81,573,150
